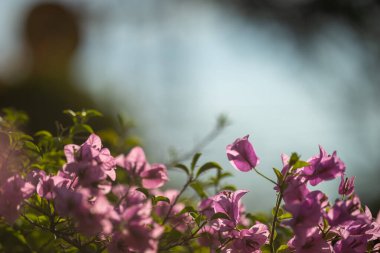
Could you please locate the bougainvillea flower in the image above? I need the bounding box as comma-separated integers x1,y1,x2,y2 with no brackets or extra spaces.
63,134,117,184
289,229,333,253
116,147,168,189
109,202,163,253
327,195,368,227
224,223,269,253
282,176,310,207
141,163,168,189
226,135,260,172
0,175,35,223
338,175,355,196
153,189,192,232
213,190,248,228
284,191,328,244
36,175,69,200
302,145,345,186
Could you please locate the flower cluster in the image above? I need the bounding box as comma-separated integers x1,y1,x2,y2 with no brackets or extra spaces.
227,135,380,253
0,125,379,253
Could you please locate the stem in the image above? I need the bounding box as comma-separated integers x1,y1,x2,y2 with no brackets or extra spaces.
253,168,277,185
162,176,193,225
269,193,283,253
159,221,207,251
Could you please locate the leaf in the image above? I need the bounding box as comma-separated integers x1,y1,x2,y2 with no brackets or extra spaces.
34,130,52,138
293,160,309,170
136,187,150,198
63,109,76,117
152,196,170,205
191,153,202,171
211,212,230,220
24,141,40,154
218,172,233,179
272,168,283,183
196,162,222,178
69,124,94,135
221,185,237,191
288,152,300,166
278,212,292,221
190,181,207,198
85,109,103,118
276,245,289,253
173,163,189,175
178,206,197,216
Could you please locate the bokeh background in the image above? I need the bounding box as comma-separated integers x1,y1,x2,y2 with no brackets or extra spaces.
0,0,379,213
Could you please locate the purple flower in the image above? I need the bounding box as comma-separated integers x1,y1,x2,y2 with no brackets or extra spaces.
282,176,310,207
289,229,332,253
109,203,163,253
303,146,345,186
36,174,69,200
0,175,35,223
63,134,117,187
338,175,355,196
284,191,328,244
140,163,169,189
327,195,368,227
212,190,248,230
226,135,260,172
224,223,269,253
153,189,192,232
116,147,168,189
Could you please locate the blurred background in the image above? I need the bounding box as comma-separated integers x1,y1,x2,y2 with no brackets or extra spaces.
0,0,379,213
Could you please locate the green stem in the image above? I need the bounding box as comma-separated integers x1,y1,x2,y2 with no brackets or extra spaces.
269,193,283,253
253,168,277,185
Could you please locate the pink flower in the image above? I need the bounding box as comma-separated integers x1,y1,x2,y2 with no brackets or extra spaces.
338,175,355,196
0,175,35,223
226,135,260,172
303,146,345,186
284,191,328,244
224,223,269,253
153,189,192,232
327,195,367,227
212,190,248,230
282,176,310,207
116,147,168,189
36,174,69,200
54,188,118,235
109,203,163,253
63,134,117,186
289,229,332,253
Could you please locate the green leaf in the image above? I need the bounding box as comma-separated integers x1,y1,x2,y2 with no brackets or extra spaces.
63,109,76,117
276,245,289,253
289,152,300,166
191,153,202,171
196,162,222,178
178,206,197,216
293,160,309,170
34,130,52,138
272,167,283,183
211,212,230,220
218,172,233,179
221,185,237,191
69,124,94,135
278,212,292,221
190,181,207,198
152,196,170,205
24,141,40,154
85,109,103,118
173,163,189,175
136,187,150,198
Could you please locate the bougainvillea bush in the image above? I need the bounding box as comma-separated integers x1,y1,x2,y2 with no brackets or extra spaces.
0,109,379,253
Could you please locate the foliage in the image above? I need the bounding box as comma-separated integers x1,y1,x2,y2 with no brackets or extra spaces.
0,108,379,253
